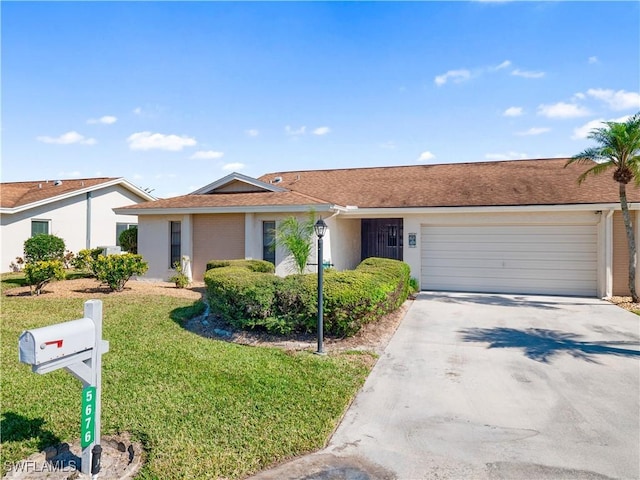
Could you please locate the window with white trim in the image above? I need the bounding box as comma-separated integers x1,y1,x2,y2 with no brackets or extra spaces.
31,220,50,236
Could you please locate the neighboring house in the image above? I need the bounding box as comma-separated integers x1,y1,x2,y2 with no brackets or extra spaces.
115,158,639,298
1,178,155,272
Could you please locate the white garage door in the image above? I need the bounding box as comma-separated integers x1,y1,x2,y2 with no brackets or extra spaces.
421,224,597,296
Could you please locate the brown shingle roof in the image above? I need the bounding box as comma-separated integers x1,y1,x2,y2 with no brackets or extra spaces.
117,190,327,210
259,158,640,208
1,178,120,209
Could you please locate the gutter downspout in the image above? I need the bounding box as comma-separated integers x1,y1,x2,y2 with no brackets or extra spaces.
86,191,92,249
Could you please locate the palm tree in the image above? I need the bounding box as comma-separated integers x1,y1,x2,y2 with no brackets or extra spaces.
566,113,640,302
274,211,316,274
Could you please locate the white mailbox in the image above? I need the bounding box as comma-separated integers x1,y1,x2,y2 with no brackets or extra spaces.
19,318,95,366
18,300,109,476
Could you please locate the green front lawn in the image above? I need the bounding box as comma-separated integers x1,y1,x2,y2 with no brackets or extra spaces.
1,293,373,478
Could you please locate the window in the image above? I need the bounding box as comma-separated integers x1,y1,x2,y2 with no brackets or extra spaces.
31,220,49,236
263,221,276,265
116,223,137,246
170,221,181,267
387,225,398,247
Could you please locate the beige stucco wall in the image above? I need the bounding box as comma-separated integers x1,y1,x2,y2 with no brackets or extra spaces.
1,185,141,272
326,216,361,271
192,213,245,280
612,211,633,296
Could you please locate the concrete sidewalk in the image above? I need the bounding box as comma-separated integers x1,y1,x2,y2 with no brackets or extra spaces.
249,293,640,480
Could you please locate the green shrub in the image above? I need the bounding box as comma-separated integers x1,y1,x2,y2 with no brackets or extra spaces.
119,227,138,253
23,234,65,263
93,253,148,292
205,257,410,337
206,259,275,273
168,261,190,288
72,248,104,276
206,266,280,329
409,277,419,294
24,260,65,295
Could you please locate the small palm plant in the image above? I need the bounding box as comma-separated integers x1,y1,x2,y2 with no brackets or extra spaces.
168,261,190,288
274,211,316,274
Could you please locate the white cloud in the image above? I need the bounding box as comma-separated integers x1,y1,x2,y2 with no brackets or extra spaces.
511,69,545,79
87,115,117,125
285,125,306,136
190,150,224,160
313,126,331,136
537,102,590,119
503,106,523,117
485,151,528,160
417,151,436,162
36,131,96,145
434,69,471,86
588,56,598,64
222,162,245,171
516,127,551,136
571,115,631,140
127,131,197,151
133,107,142,115
585,88,640,111
245,129,259,137
494,60,512,70
379,141,397,149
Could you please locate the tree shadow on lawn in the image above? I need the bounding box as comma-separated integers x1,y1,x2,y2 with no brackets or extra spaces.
1,412,61,450
459,327,640,363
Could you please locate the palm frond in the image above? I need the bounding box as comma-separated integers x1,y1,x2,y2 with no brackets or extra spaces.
575,160,616,184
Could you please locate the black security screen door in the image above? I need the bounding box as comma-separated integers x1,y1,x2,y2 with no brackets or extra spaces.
361,218,403,261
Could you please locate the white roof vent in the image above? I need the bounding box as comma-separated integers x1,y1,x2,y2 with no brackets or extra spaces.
271,176,283,184
53,180,63,186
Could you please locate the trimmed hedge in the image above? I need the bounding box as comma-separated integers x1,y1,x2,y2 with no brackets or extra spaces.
206,259,275,274
204,257,410,337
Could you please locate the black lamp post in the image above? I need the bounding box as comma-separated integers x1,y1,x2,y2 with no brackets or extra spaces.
314,218,328,355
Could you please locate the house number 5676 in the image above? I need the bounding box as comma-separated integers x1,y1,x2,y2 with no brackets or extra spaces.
81,386,96,448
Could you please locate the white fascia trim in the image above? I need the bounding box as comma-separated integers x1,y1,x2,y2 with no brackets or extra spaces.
338,203,632,216
189,172,287,195
113,204,336,215
0,178,156,215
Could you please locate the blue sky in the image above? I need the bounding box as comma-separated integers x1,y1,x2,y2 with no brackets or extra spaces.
2,1,639,198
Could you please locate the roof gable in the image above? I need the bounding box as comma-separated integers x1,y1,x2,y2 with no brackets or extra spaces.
1,177,156,214
189,172,286,195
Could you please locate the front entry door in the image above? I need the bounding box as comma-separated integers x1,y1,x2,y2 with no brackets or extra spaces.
361,219,403,261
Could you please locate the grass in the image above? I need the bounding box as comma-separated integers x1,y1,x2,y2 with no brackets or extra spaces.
1,292,374,478
1,270,92,292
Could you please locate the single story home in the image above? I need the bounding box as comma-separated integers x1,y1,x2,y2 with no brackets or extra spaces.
115,158,639,298
1,177,155,272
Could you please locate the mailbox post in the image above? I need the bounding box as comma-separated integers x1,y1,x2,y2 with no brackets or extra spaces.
18,299,109,477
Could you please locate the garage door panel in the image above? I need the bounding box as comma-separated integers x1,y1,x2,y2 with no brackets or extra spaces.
425,225,596,236
421,224,597,296
425,233,595,245
424,266,596,280
423,247,596,259
423,242,596,254
423,278,596,296
423,258,597,271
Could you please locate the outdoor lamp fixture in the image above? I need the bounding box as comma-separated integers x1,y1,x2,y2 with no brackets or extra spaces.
314,218,328,355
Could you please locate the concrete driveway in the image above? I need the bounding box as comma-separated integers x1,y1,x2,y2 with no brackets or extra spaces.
251,293,640,480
